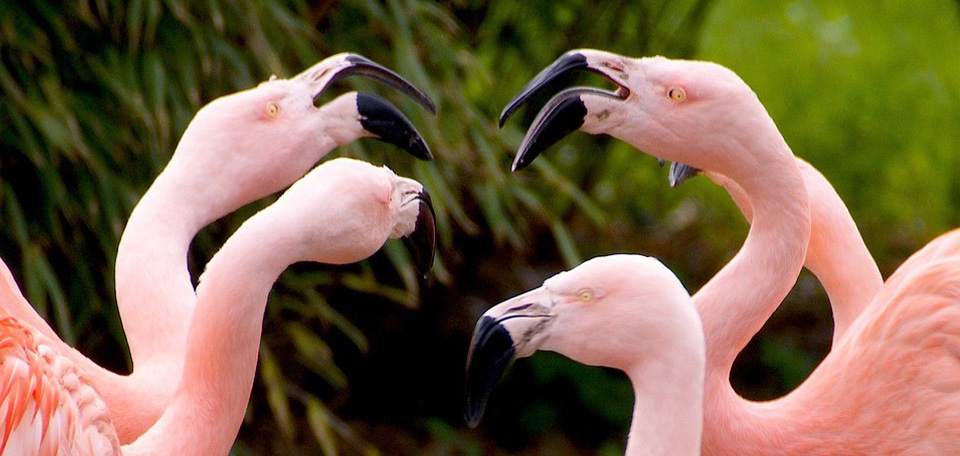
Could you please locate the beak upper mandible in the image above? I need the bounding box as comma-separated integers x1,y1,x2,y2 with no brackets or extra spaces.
295,53,436,114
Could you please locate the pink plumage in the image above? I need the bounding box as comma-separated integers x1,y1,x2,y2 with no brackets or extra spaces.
0,54,432,444
502,49,960,454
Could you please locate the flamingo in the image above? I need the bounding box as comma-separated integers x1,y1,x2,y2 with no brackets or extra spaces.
0,53,435,442
465,254,705,456
1,157,436,454
498,50,960,454
672,159,883,345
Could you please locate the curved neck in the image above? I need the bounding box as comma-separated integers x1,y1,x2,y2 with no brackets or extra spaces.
708,159,882,347
694,134,818,453
694,150,811,375
115,166,204,368
124,215,293,455
793,159,881,344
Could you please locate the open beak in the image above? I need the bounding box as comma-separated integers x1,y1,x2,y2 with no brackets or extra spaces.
401,189,436,278
464,288,555,428
498,50,632,171
298,54,436,161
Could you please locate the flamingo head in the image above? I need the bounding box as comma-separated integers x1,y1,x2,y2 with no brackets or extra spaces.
269,157,435,277
500,50,782,182
463,254,698,428
168,53,435,216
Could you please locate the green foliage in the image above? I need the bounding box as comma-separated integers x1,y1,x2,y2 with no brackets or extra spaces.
700,0,960,270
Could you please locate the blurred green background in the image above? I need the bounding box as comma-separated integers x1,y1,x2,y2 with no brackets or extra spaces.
1,0,958,454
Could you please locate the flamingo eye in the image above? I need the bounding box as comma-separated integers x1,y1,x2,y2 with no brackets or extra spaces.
577,289,593,302
267,102,280,117
668,88,686,102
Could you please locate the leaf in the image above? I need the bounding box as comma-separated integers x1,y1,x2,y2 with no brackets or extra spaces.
306,399,339,456
258,343,296,442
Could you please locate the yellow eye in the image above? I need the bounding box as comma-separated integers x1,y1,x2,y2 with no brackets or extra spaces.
668,88,686,102
578,289,593,302
267,103,280,117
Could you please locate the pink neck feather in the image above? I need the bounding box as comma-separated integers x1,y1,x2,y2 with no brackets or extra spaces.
122,208,290,455
693,130,816,452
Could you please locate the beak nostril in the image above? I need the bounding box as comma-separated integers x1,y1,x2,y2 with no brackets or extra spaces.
509,303,534,312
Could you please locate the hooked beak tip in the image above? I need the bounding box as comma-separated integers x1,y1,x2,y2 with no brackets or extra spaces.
402,189,436,278
464,315,517,427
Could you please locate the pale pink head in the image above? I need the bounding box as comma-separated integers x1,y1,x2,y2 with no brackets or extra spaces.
251,157,436,274
464,254,701,427
160,53,435,224
500,50,790,182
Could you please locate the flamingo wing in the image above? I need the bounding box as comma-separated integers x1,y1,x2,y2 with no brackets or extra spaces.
790,253,960,455
0,316,119,456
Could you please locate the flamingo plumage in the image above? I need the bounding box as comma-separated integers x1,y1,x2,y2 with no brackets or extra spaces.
0,317,119,455
0,53,434,442
465,254,705,456
1,157,436,454
501,50,960,454
682,159,883,345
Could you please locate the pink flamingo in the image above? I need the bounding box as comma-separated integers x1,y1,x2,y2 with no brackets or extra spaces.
676,159,882,344
1,157,436,454
465,254,705,456
499,50,960,454
0,53,435,442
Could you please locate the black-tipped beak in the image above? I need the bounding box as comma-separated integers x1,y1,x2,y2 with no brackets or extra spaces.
299,53,436,114
464,316,516,428
402,190,436,277
668,162,701,187
511,87,620,171
357,92,433,160
499,50,630,129
499,51,590,128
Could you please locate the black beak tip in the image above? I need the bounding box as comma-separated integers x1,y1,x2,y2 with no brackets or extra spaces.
338,54,437,115
499,51,588,128
668,162,702,188
403,190,436,278
357,92,433,161
464,316,517,428
510,90,587,172
510,149,538,172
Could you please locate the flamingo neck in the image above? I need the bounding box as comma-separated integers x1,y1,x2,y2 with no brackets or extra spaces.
0,255,170,442
708,160,882,346
695,156,810,376
692,132,815,453
123,212,293,455
115,163,208,369
793,159,882,344
622,320,704,456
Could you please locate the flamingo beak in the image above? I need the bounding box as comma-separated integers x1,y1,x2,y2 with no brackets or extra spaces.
356,93,433,160
498,50,631,171
668,162,701,187
401,189,436,277
295,53,436,114
296,53,435,160
464,289,555,428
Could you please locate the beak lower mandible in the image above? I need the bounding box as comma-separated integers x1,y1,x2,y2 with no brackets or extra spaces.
355,92,433,160
464,290,555,428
